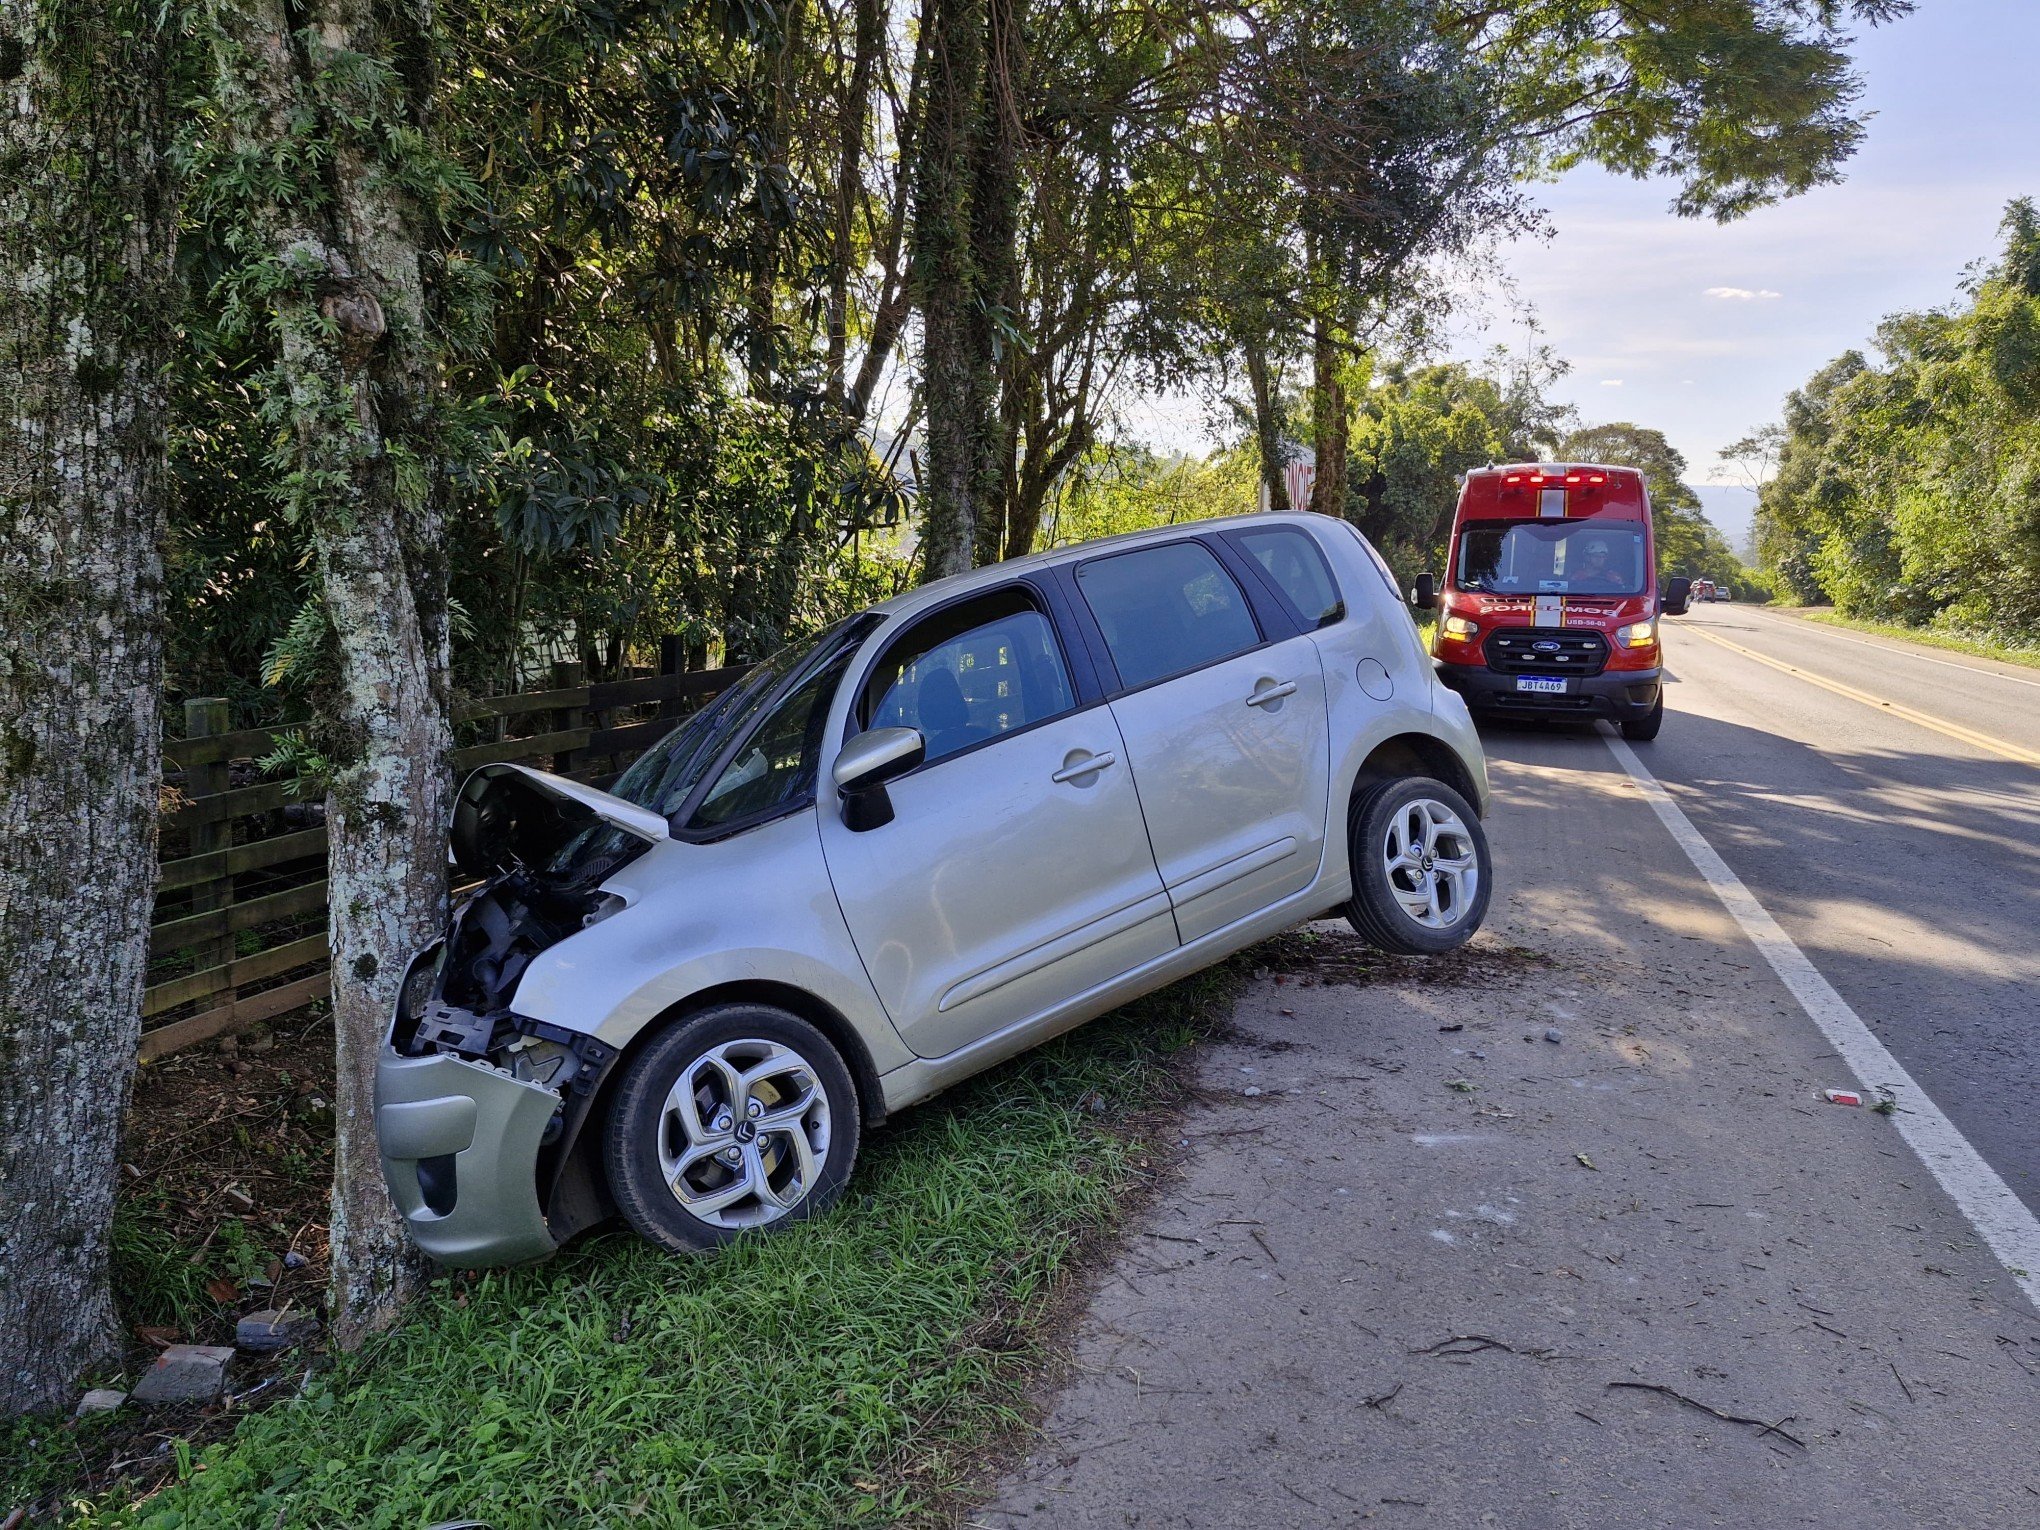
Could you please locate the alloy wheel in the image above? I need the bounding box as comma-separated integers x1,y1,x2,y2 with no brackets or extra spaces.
657,1038,833,1229
1382,797,1480,930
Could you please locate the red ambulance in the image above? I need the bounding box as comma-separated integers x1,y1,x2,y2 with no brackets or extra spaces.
1410,463,1691,741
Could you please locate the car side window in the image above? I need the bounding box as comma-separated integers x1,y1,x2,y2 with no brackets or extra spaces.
1076,541,1261,691
692,645,858,830
861,587,1076,766
1234,527,1343,629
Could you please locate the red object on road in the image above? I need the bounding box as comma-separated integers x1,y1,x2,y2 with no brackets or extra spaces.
1823,1088,1864,1107
1420,463,1692,741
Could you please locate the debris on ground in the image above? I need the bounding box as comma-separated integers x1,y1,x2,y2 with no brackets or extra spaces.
131,1344,235,1406
235,1309,317,1354
1544,1027,1563,1044
1575,1152,1599,1171
1824,1088,1864,1106
73,1389,126,1418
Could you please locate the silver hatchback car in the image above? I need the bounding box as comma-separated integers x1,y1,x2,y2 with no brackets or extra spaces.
377,514,1493,1265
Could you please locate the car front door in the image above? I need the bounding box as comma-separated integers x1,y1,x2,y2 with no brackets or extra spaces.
818,584,1176,1060
1069,538,1332,945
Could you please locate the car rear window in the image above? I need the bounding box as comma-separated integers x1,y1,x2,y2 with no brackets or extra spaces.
1076,541,1261,691
1233,527,1343,629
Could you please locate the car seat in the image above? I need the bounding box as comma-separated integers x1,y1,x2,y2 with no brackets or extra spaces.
913,666,977,760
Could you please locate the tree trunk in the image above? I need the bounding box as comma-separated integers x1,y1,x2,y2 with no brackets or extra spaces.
828,0,882,403
911,0,987,581
204,0,453,1346
968,0,1024,566
1309,300,1348,519
1244,342,1289,511
0,0,175,1415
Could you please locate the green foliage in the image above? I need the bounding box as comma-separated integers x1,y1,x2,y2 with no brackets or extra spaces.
1465,1,1914,222
1041,445,1260,547
1755,202,2040,642
1344,350,1574,574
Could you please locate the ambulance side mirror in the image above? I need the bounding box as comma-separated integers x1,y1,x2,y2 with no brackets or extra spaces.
1409,572,1437,611
1662,576,1691,617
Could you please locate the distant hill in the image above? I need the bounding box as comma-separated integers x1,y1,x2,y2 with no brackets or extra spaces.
1695,484,1760,561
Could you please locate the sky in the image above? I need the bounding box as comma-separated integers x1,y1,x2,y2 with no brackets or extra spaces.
1461,0,2040,545
1121,0,2039,550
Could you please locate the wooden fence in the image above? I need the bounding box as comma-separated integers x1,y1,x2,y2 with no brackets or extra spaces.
143,651,743,1061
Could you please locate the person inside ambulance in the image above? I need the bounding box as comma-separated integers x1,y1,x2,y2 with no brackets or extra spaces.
1570,536,1629,594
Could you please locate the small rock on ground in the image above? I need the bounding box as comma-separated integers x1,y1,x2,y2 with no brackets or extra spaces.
132,1344,235,1405
236,1309,317,1354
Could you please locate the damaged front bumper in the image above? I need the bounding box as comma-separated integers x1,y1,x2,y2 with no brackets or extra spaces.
376,943,568,1267
376,1045,561,1267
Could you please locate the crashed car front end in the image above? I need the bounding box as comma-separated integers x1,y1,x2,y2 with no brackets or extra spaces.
375,764,656,1266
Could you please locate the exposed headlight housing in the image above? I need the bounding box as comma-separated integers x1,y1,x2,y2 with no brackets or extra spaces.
1441,614,1479,640
1616,618,1658,648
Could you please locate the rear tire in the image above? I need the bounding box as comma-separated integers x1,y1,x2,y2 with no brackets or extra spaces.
1344,777,1491,956
1619,692,1664,742
602,1003,860,1254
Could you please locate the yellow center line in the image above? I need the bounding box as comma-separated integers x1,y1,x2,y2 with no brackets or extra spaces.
1679,623,2040,769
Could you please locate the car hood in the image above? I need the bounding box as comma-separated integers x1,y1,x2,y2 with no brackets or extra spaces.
451,763,670,879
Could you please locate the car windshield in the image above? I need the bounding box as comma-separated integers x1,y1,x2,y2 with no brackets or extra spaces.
605,617,866,823
1455,521,1647,597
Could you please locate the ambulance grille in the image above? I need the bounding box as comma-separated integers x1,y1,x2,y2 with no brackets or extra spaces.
1483,628,1609,676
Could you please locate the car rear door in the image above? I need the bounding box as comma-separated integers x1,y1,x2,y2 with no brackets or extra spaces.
1065,538,1331,945
818,582,1176,1060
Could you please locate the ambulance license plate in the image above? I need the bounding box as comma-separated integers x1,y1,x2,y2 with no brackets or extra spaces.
1516,676,1567,695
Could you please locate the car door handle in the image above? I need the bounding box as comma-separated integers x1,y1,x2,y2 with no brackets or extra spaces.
1245,680,1297,707
1051,751,1117,784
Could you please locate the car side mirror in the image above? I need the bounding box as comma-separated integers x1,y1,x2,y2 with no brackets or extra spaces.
1409,571,1437,611
1661,575,1691,617
833,727,925,832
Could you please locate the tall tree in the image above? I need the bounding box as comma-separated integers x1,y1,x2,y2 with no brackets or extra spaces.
911,0,997,580
0,0,177,1413
199,0,461,1343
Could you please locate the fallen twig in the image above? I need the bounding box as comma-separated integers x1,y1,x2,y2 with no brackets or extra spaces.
1414,1334,1558,1361
1890,1362,1915,1405
1360,1381,1403,1409
1606,1381,1806,1449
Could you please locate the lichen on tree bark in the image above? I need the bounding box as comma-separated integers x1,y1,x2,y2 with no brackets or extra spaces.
201,0,458,1344
0,0,176,1415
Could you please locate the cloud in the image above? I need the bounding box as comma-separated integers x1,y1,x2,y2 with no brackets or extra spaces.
1704,286,1783,301
1599,378,1624,387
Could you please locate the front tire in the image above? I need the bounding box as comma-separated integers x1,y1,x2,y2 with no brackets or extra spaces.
1619,692,1664,742
602,1004,861,1254
1344,777,1492,955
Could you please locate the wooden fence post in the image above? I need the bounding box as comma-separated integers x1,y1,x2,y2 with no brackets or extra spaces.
658,634,685,718
551,660,585,775
180,697,237,1019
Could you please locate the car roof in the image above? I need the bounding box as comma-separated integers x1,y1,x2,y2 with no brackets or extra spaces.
861,511,1328,625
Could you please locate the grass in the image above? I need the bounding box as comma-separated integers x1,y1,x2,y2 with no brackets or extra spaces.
1790,608,2040,672
15,961,1245,1529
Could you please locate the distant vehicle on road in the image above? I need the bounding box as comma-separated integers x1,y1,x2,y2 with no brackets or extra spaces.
1692,578,1717,603
379,513,1493,1266
1409,462,1690,741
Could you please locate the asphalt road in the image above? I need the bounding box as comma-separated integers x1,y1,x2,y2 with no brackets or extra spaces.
1651,603,2040,1214
979,609,2040,1527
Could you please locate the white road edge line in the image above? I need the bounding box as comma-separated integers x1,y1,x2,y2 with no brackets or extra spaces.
1604,732,2040,1313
